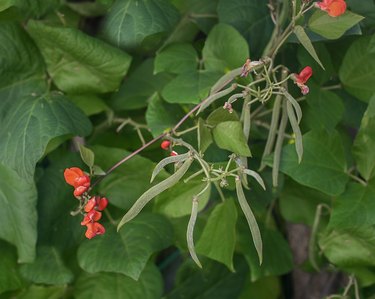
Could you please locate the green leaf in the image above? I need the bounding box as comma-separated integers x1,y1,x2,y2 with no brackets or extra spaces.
308,10,364,40
93,145,168,210
352,96,375,180
202,24,249,72
235,178,262,264
0,92,92,181
75,264,163,299
293,25,324,70
77,213,173,280
154,179,210,218
196,199,238,271
166,256,248,299
27,20,132,94
17,285,67,299
68,95,109,116
280,179,331,226
79,145,95,168
111,59,173,110
162,70,222,104
217,0,274,58
0,163,37,263
237,222,293,281
206,107,239,127
0,241,22,294
118,158,193,229
101,0,180,51
154,43,198,74
329,181,375,229
213,121,251,156
238,276,281,299
339,36,375,102
319,226,375,268
198,118,213,153
20,246,73,285
0,0,59,18
304,88,344,131
146,94,185,137
272,130,349,196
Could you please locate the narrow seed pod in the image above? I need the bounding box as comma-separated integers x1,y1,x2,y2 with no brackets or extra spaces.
117,157,194,231
150,152,190,183
283,90,302,124
286,101,303,163
187,198,202,268
243,169,266,190
197,84,237,115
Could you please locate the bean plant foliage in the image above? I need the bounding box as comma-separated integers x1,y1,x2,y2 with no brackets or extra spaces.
0,0,375,298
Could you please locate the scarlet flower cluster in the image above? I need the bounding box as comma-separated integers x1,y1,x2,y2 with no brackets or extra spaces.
64,167,108,239
160,140,178,156
316,0,346,17
81,196,108,239
64,167,91,198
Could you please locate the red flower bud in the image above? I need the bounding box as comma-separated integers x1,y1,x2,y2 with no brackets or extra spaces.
85,222,105,239
97,197,108,211
316,0,346,17
74,175,91,188
64,167,84,187
74,186,88,198
170,151,178,156
81,210,102,225
294,66,313,85
161,140,171,150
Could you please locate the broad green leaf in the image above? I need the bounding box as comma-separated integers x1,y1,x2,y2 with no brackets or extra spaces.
154,180,210,218
304,88,344,131
352,96,375,180
0,163,37,263
66,1,110,17
339,36,375,102
202,24,249,72
79,144,95,168
75,264,163,299
0,0,59,18
237,221,293,281
68,95,109,116
196,199,238,271
198,118,213,153
111,59,173,111
0,92,92,181
27,21,132,94
319,226,375,268
17,285,67,299
308,10,364,40
346,0,375,27
329,181,375,229
280,179,331,226
20,246,73,285
118,158,193,229
154,43,198,74
0,23,45,91
273,130,349,196
93,145,169,210
36,152,86,251
213,121,251,156
77,213,173,280
294,25,324,70
146,94,185,137
162,70,222,104
217,0,274,57
166,256,248,299
238,276,281,299
206,107,239,127
0,241,22,294
101,0,180,51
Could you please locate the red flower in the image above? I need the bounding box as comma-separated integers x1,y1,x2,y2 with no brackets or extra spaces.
81,210,102,225
161,140,171,150
73,186,88,198
84,196,108,212
85,222,105,239
294,66,313,85
316,0,346,17
97,197,108,211
64,167,84,187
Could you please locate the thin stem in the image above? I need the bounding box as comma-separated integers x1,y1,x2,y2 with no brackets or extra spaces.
348,173,367,186
174,125,198,136
321,84,342,91
214,182,226,202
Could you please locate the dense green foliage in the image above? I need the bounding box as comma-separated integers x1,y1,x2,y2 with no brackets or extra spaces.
0,0,375,298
